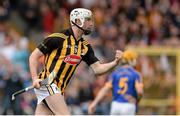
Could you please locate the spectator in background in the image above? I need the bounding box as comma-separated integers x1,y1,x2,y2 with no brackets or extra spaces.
39,2,55,34
9,28,31,87
0,1,10,22
88,50,143,115
78,79,94,114
0,32,16,62
18,0,40,35
9,28,30,72
53,8,69,32
2,62,23,115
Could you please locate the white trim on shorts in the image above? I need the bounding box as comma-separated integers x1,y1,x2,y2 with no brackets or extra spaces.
34,83,62,104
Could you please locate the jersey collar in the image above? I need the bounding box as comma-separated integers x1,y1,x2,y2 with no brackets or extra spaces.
67,28,83,42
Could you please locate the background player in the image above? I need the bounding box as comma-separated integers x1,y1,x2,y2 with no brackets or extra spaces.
88,50,143,115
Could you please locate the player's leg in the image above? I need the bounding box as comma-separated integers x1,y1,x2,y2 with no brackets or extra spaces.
35,102,54,115
44,93,70,115
34,83,70,115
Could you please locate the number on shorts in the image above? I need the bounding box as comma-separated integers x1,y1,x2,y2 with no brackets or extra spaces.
118,77,128,94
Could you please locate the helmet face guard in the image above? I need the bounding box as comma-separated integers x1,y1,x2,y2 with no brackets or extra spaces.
70,8,93,35
71,21,92,35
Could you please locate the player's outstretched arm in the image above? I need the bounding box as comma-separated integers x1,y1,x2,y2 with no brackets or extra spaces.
90,50,123,75
88,85,111,114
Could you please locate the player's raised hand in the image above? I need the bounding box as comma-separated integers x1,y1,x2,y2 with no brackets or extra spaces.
115,50,123,64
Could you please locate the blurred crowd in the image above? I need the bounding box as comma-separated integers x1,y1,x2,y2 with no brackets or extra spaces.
0,0,179,115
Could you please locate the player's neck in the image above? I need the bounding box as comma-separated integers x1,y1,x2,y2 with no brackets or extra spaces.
71,26,83,41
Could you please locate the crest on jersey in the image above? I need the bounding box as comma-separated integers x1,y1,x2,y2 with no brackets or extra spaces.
64,55,81,65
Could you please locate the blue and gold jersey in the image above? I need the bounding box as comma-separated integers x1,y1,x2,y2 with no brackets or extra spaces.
106,65,142,103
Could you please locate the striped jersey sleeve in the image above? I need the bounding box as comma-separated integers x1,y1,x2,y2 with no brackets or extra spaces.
37,34,65,55
82,44,99,66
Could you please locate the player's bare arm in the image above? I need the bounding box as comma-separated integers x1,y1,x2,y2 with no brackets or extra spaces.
88,84,111,114
29,48,44,89
135,77,144,102
90,50,123,75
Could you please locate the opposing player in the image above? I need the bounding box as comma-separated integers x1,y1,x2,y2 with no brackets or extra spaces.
88,50,143,115
29,8,123,115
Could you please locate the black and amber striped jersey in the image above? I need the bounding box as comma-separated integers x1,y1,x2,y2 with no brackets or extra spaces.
37,28,99,94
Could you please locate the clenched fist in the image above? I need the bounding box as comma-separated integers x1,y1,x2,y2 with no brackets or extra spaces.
32,78,42,89
115,50,123,64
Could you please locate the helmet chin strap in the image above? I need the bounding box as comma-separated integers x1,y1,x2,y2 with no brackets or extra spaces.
71,21,91,35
